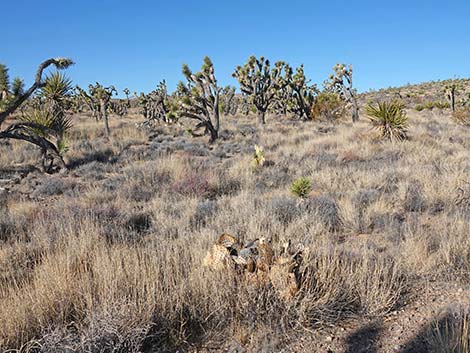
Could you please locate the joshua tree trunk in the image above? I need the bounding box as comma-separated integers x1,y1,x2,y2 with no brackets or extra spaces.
258,110,266,125
450,88,455,112
207,121,218,143
214,95,220,132
100,99,110,137
352,101,359,122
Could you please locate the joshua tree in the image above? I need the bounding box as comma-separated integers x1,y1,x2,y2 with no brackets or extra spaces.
270,84,292,116
138,80,171,127
75,85,99,119
108,100,129,118
288,65,318,120
220,86,237,116
76,83,116,137
326,63,359,122
173,56,221,143
233,56,292,124
0,58,74,172
444,80,461,112
123,88,131,107
0,64,9,102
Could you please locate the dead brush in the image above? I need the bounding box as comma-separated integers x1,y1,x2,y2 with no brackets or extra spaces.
452,107,470,126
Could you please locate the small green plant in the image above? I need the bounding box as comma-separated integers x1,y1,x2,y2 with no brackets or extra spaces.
415,104,425,112
365,100,408,141
290,177,312,198
251,145,266,169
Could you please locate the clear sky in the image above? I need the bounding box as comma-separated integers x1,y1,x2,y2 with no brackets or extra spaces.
3,0,470,95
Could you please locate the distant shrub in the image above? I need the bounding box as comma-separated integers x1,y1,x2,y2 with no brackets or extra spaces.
290,177,312,198
404,182,426,212
191,200,218,229
310,91,346,121
123,211,152,234
453,107,470,126
269,196,300,226
303,195,343,231
32,177,77,198
419,101,451,111
365,100,408,141
171,174,211,198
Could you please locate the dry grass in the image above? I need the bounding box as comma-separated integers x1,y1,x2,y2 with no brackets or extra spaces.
428,306,470,353
0,106,469,352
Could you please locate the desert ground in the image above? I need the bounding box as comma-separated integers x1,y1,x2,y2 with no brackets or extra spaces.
0,89,469,352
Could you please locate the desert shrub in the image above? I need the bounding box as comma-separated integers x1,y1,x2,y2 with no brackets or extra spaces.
74,161,113,180
297,250,405,325
260,167,291,189
32,177,78,198
353,189,381,233
0,204,14,242
68,146,115,168
210,171,241,197
403,181,427,212
378,172,400,194
269,196,300,226
290,177,312,198
190,200,218,229
302,195,342,231
171,174,211,198
352,256,406,316
415,104,425,111
452,107,470,126
365,100,408,141
123,211,152,235
310,91,346,121
428,306,470,353
421,100,451,111
354,189,381,208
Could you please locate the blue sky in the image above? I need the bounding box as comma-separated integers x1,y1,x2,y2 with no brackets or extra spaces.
3,0,470,95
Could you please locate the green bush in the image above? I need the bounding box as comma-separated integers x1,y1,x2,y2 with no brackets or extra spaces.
365,100,408,141
310,91,346,121
290,177,313,198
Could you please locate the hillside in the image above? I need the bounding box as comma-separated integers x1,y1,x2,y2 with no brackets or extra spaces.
359,78,470,109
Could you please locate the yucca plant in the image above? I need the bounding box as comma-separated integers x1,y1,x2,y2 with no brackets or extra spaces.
290,177,312,198
0,58,74,172
365,100,408,141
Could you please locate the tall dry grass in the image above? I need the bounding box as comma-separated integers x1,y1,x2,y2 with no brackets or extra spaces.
0,109,468,351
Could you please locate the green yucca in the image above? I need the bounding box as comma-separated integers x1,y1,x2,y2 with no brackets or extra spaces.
290,177,312,198
41,72,73,102
20,110,56,137
365,100,408,141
